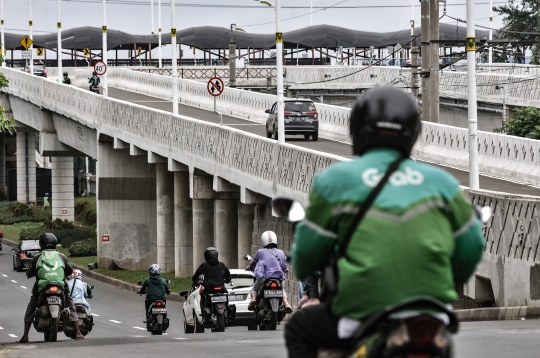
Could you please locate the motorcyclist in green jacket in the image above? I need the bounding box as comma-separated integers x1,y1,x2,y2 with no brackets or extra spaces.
138,264,170,321
88,71,100,91
284,87,485,357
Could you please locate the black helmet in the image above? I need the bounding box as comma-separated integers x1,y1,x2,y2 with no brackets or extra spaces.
349,87,421,156
63,71,68,76
204,247,218,263
39,233,58,250
92,71,97,76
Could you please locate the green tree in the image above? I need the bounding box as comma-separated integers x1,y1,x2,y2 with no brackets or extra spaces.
493,0,540,64
0,42,15,134
495,106,540,139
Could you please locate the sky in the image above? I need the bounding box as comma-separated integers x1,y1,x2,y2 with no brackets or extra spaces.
2,0,508,61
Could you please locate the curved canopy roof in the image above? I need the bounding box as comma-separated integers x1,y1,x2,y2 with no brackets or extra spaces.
3,24,489,51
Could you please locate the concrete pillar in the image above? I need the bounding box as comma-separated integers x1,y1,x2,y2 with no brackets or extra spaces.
52,157,75,221
156,163,174,273
0,133,5,198
215,199,237,268
192,173,214,270
16,132,36,204
238,203,254,268
174,171,192,277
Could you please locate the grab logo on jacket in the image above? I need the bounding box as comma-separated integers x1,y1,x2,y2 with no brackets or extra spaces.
362,166,424,187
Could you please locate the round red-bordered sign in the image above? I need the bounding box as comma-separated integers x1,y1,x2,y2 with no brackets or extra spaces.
207,77,224,97
94,60,107,75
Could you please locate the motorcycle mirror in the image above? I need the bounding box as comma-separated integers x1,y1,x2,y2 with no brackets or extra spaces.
166,280,171,284
475,205,492,223
243,255,252,261
137,281,142,285
272,197,306,222
90,285,95,290
179,290,188,297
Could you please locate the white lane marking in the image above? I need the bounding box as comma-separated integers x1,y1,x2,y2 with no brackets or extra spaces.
163,333,168,335
2,274,7,277
133,327,146,330
11,280,17,283
131,335,145,338
174,338,188,340
238,340,261,343
8,334,17,338
20,286,27,289
0,327,4,329
109,320,122,324
92,314,100,317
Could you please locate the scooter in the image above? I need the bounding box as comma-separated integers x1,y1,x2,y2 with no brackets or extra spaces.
137,280,170,335
64,286,95,338
33,283,70,342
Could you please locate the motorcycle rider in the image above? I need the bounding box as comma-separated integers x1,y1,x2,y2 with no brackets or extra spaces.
62,71,71,85
284,87,485,357
88,71,100,91
138,264,170,320
19,233,84,343
247,231,293,314
192,247,231,314
66,269,93,315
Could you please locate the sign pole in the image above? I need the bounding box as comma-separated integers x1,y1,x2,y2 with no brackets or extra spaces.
171,0,178,115
102,0,108,97
57,0,62,82
158,0,162,68
466,0,479,190
275,0,285,144
1,0,5,67
29,0,33,74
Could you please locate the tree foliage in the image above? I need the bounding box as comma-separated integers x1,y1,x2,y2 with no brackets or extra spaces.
0,42,15,134
493,0,540,64
495,106,540,139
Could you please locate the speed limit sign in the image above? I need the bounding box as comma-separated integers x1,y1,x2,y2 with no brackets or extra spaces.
94,60,107,75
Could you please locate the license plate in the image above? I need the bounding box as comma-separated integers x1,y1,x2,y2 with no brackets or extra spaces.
264,290,283,298
152,308,167,314
78,313,87,319
210,295,228,303
47,296,61,304
304,118,313,123
228,295,244,302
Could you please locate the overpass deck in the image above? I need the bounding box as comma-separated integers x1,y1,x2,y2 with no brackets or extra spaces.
107,87,540,197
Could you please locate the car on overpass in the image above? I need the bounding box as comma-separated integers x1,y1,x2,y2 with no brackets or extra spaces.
182,269,256,332
23,62,47,77
265,99,319,141
12,239,41,272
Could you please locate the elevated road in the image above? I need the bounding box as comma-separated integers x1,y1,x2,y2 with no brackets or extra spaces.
108,88,540,197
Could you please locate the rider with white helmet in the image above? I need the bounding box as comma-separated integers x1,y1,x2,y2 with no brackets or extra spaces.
66,269,93,315
247,231,293,313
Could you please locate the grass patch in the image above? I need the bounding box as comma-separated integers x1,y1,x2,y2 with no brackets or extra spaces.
74,196,96,229
93,269,192,293
57,247,97,268
0,222,43,242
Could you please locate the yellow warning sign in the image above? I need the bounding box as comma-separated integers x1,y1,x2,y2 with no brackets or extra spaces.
36,48,44,56
102,26,107,33
83,47,91,56
137,47,142,56
275,32,283,43
466,36,476,51
20,35,33,50
171,28,177,37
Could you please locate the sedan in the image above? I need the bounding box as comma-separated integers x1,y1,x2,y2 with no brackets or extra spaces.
12,240,41,272
23,63,47,77
265,99,319,141
182,269,256,332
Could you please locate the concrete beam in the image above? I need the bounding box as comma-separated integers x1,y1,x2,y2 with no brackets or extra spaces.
241,186,269,205
168,158,188,172
130,143,146,156
113,137,129,150
40,132,85,157
148,151,167,164
9,96,41,131
190,171,214,200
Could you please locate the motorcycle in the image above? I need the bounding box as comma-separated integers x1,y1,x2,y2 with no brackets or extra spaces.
32,283,70,342
243,255,287,331
137,280,170,335
271,197,492,357
64,286,95,339
88,81,100,94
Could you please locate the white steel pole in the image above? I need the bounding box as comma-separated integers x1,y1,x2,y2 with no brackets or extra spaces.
151,0,154,34
1,0,5,67
488,0,492,69
57,0,62,81
29,0,33,74
171,0,178,115
466,0,479,190
276,0,285,143
102,0,108,97
158,0,162,68
310,0,312,27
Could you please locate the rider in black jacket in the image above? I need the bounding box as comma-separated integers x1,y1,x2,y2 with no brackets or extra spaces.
192,247,231,313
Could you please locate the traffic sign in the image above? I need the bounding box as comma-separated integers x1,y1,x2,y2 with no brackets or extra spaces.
83,47,91,56
94,60,107,75
20,35,33,50
137,47,142,56
62,209,68,215
36,47,43,57
22,51,32,59
102,234,110,242
207,77,224,97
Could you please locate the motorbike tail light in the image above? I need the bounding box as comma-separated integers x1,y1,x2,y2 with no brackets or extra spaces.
217,305,223,309
49,286,58,293
156,301,162,307
269,281,279,289
19,252,27,259
406,316,442,346
214,287,221,291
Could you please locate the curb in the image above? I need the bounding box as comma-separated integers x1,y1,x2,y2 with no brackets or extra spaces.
455,306,540,322
1,238,185,303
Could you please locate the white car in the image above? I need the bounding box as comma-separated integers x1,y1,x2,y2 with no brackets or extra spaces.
182,269,257,333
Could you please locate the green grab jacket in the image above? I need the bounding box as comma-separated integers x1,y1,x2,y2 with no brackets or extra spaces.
292,148,485,321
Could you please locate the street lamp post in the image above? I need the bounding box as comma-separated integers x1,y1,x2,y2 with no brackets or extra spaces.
1,0,5,67
102,0,108,97
466,0,479,189
488,0,492,69
57,0,62,81
29,0,33,75
171,0,178,115
158,0,162,68
275,0,285,143
151,0,154,35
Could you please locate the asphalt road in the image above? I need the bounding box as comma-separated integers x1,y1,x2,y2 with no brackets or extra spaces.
107,87,540,197
2,251,540,357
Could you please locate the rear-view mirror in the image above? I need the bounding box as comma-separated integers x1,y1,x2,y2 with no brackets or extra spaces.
272,197,306,222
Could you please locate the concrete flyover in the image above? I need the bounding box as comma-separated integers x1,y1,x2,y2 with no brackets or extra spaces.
2,66,540,309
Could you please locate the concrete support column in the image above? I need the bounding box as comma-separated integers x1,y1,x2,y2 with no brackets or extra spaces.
52,157,74,221
192,174,214,269
16,132,36,204
174,171,192,277
156,163,174,273
238,203,254,268
214,199,237,268
0,133,5,197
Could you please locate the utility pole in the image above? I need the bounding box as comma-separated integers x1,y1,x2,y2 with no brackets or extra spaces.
29,0,34,75
57,0,61,81
275,0,285,143
420,0,430,120
466,0,479,189
171,0,178,115
151,0,154,35
158,0,162,68
410,0,418,101
229,24,237,87
429,0,439,123
102,0,108,97
488,0,492,69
